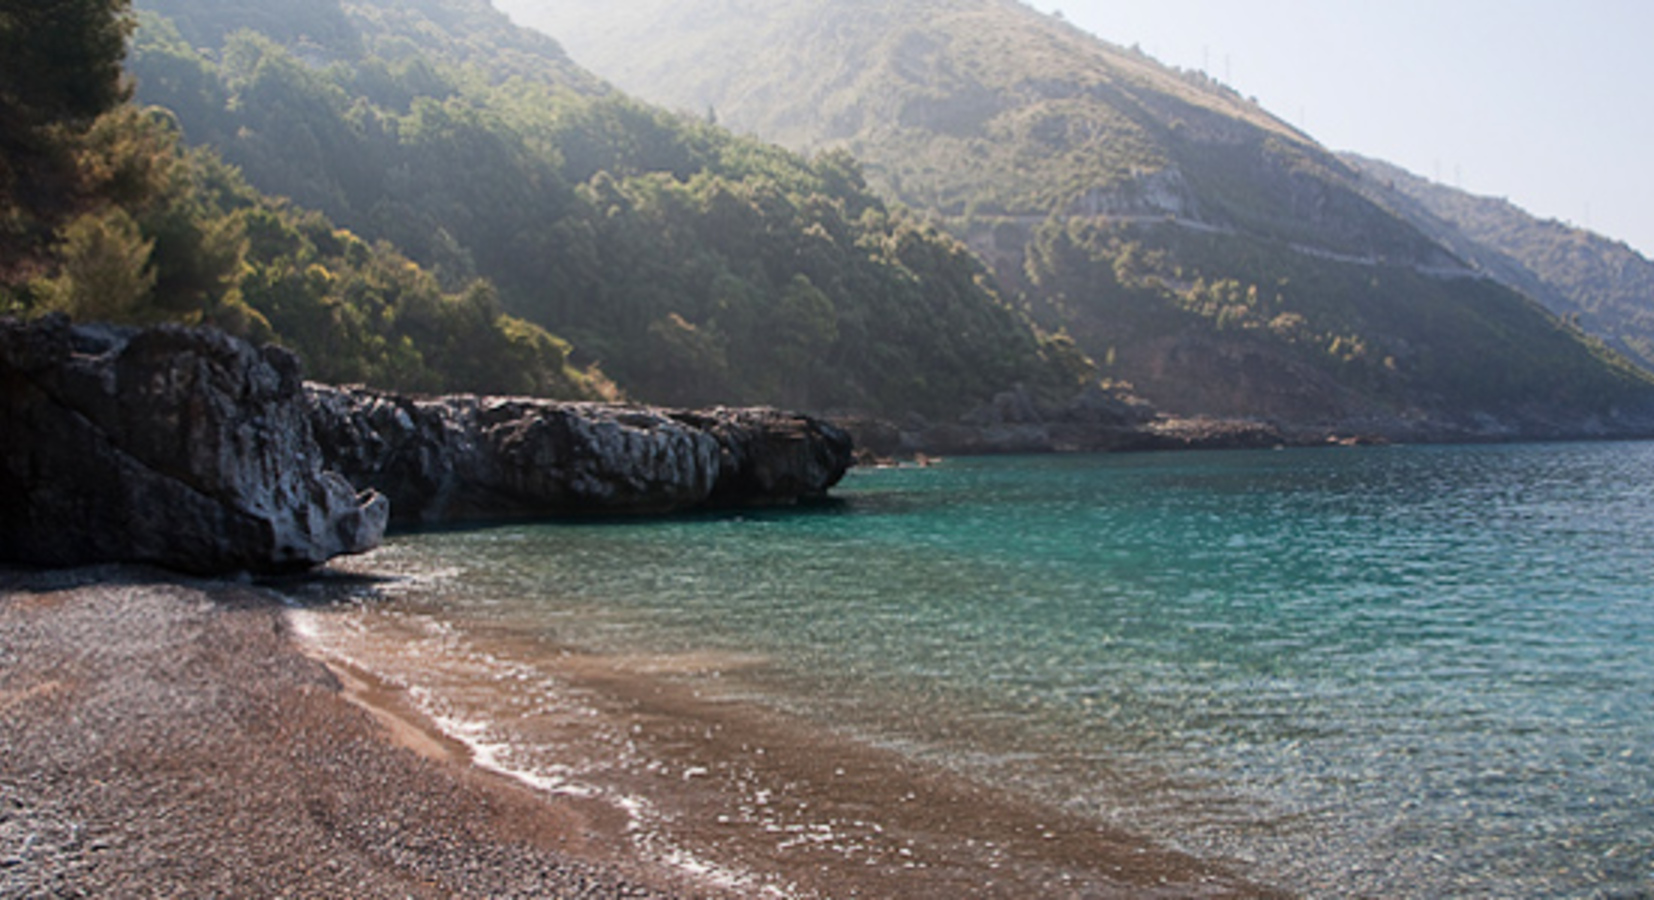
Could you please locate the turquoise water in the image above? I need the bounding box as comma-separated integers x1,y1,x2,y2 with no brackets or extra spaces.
297,442,1654,897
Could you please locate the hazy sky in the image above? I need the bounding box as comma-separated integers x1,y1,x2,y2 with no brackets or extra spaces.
1026,0,1654,257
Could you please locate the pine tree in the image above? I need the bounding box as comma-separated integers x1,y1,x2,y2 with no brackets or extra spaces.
39,207,157,322
1,0,137,255
0,0,135,128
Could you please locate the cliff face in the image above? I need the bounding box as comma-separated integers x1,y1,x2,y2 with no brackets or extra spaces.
1,316,388,574
307,385,856,524
1,318,858,574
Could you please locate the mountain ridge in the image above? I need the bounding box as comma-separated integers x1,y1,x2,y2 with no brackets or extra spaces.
499,0,1445,264
504,0,1654,438
128,0,1091,418
1342,152,1654,373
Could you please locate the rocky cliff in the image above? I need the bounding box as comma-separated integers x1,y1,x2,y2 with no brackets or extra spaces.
1,315,388,574
306,385,856,523
2,318,858,573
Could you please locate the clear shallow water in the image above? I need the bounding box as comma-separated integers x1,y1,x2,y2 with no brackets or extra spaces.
292,442,1654,897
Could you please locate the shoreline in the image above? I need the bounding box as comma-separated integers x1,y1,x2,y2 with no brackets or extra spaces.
3,565,1283,898
284,568,1289,898
0,566,708,898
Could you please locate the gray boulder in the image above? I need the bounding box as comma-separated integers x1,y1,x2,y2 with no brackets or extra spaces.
307,385,855,523
1,315,387,574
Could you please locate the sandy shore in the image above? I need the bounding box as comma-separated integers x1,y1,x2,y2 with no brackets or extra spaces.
1,566,1283,898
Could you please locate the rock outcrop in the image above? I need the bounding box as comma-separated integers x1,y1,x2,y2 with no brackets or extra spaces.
306,385,855,524
1113,417,1290,452
1,315,388,574
1,316,854,574
840,384,1164,458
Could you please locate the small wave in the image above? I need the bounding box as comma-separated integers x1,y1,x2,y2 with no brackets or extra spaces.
285,603,790,895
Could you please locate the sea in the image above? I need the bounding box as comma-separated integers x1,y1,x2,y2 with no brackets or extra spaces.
287,441,1654,898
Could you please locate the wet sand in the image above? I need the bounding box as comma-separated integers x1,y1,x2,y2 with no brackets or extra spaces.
1,566,1284,898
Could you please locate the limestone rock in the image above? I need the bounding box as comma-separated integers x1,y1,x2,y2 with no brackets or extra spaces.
1,315,387,574
307,385,855,523
673,407,858,509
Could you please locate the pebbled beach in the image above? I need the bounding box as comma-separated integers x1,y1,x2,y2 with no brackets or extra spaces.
0,566,700,899
1,565,1277,899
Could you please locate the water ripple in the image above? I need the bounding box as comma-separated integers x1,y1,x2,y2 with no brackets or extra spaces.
301,442,1654,898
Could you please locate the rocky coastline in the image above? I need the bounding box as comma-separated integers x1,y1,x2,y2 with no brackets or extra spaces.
8,314,1650,572
307,385,854,525
0,315,388,575
2,316,855,575
836,380,1654,464
834,384,1330,461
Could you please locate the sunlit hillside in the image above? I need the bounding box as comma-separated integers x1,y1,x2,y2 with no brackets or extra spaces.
1346,153,1654,374
500,0,1414,253
502,0,1654,435
127,0,1088,416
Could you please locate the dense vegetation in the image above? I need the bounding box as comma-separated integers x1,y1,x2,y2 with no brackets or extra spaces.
0,0,602,398
15,0,1649,429
1024,219,1651,417
122,0,1084,415
500,0,1435,260
520,0,1654,425
2,0,136,275
1345,153,1654,373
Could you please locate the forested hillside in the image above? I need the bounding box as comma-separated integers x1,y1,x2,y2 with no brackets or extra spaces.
1,0,595,397
1344,153,1654,374
510,0,1654,436
122,0,1086,415
15,0,1651,436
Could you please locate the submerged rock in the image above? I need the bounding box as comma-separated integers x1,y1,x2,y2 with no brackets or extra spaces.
307,385,855,524
0,315,387,574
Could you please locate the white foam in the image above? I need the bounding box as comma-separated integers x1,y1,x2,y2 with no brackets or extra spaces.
285,594,792,897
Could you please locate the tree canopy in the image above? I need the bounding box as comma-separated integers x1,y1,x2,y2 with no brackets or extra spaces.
1,0,605,400
0,0,134,127
121,0,1085,414
2,0,138,263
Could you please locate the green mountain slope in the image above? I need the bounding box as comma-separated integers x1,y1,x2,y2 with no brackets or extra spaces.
133,0,606,92
508,0,1654,437
500,0,1444,261
0,1,596,400
1343,153,1654,373
127,0,1085,416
